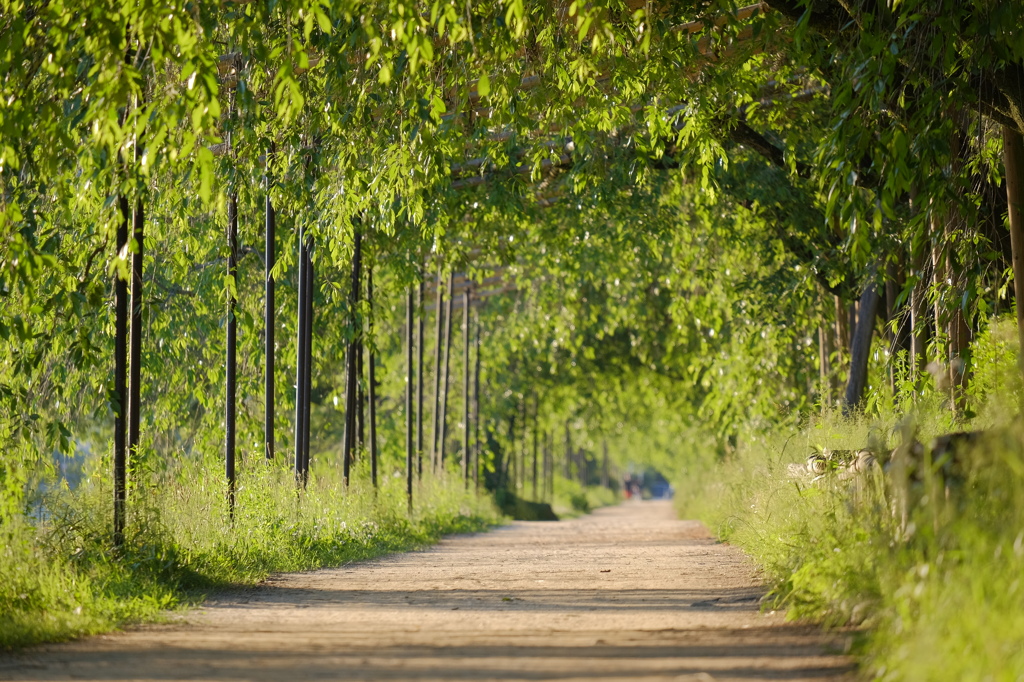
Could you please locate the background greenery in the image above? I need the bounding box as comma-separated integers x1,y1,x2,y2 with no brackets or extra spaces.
3,0,1024,677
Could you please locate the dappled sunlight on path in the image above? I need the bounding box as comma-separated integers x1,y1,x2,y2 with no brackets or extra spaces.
1,501,854,681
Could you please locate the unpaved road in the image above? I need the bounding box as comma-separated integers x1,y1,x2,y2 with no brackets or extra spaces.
1,501,854,681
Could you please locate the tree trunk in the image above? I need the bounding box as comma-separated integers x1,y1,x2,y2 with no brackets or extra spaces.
430,269,444,472
834,295,848,374
128,199,143,481
910,235,931,381
818,325,834,405
531,395,539,499
462,289,471,487
264,180,276,461
842,279,880,413
301,243,313,479
931,217,947,363
367,267,378,488
563,423,572,479
113,196,130,546
342,231,361,485
225,194,238,515
294,229,308,482
601,440,609,489
1003,125,1024,376
884,259,898,394
473,312,481,490
416,279,425,479
438,272,454,469
405,286,414,506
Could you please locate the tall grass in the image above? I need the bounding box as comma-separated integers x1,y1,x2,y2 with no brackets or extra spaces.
677,317,1024,679
550,474,619,516
0,452,498,650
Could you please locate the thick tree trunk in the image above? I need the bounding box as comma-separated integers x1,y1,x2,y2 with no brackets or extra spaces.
1004,125,1024,375
842,279,880,413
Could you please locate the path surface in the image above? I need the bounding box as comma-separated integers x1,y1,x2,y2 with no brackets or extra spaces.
1,501,854,681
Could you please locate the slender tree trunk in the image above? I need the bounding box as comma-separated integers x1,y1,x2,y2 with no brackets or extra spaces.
294,229,308,482
301,243,313,477
430,269,444,472
473,311,481,490
818,325,834,405
931,217,947,363
910,237,931,381
947,264,971,415
531,395,539,499
563,423,571,479
947,113,972,415
834,295,848,375
601,440,609,489
405,286,414,506
113,197,130,546
517,399,527,491
367,267,378,488
264,172,276,461
462,289,471,487
500,413,514,489
356,337,364,453
225,194,238,516
342,231,361,485
842,278,880,413
128,199,143,480
884,259,899,394
438,273,454,469
416,279,425,479
1004,125,1024,376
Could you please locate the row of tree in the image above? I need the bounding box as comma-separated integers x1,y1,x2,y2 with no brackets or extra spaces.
2,0,1024,529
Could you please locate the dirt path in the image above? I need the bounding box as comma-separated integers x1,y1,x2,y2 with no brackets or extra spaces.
1,501,854,681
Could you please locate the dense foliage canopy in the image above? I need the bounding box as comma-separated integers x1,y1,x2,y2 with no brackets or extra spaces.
3,0,1024,503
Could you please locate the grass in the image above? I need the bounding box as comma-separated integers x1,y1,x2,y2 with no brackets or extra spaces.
677,318,1024,680
549,474,619,517
0,452,499,650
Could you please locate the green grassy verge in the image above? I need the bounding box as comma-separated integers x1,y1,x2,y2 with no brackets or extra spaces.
550,475,619,517
0,455,499,650
677,322,1024,679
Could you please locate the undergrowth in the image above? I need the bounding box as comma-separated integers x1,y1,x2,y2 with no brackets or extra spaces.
550,474,619,516
0,454,498,650
677,317,1024,680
